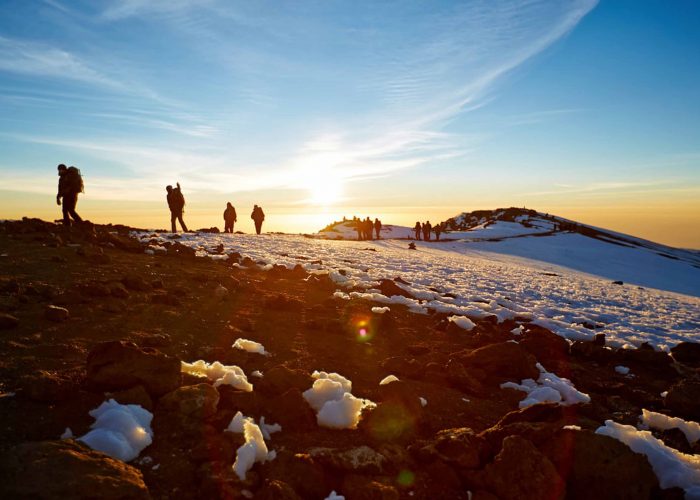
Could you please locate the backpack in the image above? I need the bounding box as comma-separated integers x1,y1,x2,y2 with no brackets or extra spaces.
67,167,84,193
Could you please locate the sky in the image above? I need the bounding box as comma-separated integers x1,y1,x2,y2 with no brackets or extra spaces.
0,0,699,247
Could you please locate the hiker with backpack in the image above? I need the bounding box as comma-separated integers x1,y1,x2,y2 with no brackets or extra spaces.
374,218,382,239
251,204,265,235
223,202,237,233
166,182,188,232
422,221,432,241
56,164,84,226
414,221,422,240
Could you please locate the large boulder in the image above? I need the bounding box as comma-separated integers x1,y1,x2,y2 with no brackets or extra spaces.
86,341,181,397
159,383,220,420
264,388,317,431
540,429,659,500
255,365,310,396
671,342,700,367
519,326,570,365
412,427,487,470
478,435,565,500
377,279,415,299
461,342,539,384
0,440,150,499
664,379,700,419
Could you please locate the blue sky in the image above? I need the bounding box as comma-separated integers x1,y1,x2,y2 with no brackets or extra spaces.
0,0,699,245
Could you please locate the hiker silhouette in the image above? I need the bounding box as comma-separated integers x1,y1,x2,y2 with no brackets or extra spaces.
56,164,84,226
223,202,237,233
166,182,188,232
251,204,265,234
374,218,382,239
414,222,422,240
422,221,432,241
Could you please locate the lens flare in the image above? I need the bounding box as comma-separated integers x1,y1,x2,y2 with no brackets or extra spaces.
352,315,375,342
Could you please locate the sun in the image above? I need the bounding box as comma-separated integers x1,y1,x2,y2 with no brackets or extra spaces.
306,173,343,206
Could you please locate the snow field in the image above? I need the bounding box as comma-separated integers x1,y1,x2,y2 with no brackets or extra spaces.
135,231,700,350
77,399,153,462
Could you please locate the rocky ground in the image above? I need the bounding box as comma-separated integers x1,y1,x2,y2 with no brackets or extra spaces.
0,218,699,499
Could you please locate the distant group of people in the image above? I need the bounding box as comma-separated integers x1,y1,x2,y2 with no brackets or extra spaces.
414,221,445,241
353,216,382,241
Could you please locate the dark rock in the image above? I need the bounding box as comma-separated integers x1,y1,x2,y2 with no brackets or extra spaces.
593,333,606,346
122,274,151,292
377,279,415,299
671,342,700,367
21,370,74,402
479,435,565,500
78,282,112,297
308,445,388,474
612,280,624,285
570,340,613,363
257,479,303,500
664,379,700,419
151,292,181,307
0,312,19,329
541,429,659,500
342,475,400,500
260,450,328,499
359,401,418,443
0,440,150,499
519,326,570,365
111,283,130,299
255,365,310,396
159,383,220,420
108,385,154,411
264,388,317,431
461,342,539,383
86,340,181,397
197,460,257,499
380,356,422,379
45,304,70,322
656,427,693,454
413,427,487,470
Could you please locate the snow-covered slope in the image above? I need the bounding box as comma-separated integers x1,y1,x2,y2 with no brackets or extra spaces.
313,208,700,297
136,230,700,351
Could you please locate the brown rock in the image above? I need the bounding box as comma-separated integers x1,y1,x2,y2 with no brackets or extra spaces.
414,427,487,470
86,340,181,397
264,388,317,431
122,274,151,292
109,385,154,411
541,429,659,500
360,401,418,443
380,356,422,379
308,445,387,474
0,312,19,329
461,342,539,383
480,435,565,500
664,379,700,419
257,479,303,500
260,450,328,499
671,341,700,367
342,475,399,500
159,383,220,419
255,365,311,396
519,325,570,364
111,283,130,299
45,304,70,322
21,370,73,402
377,279,415,299
0,440,150,499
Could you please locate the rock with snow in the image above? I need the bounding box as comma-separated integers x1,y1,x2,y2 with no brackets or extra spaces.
448,315,476,331
78,399,153,462
640,409,700,445
44,304,69,322
462,342,539,383
181,360,253,392
232,338,268,356
379,375,399,385
226,412,276,480
501,363,590,409
0,440,150,499
86,340,181,397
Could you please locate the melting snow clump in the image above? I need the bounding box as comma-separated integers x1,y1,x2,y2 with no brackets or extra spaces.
77,399,153,462
371,306,390,314
615,365,630,375
448,315,476,331
232,338,269,356
379,375,399,385
181,360,253,392
501,363,590,408
325,491,345,500
303,371,376,429
225,411,279,480
596,420,700,497
419,397,427,407
640,409,700,444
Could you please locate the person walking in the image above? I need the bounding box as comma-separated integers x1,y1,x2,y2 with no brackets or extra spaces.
223,202,237,233
166,182,188,232
422,221,432,241
56,164,84,226
251,204,265,235
434,222,443,241
355,219,363,240
374,218,382,239
414,221,422,240
364,217,373,240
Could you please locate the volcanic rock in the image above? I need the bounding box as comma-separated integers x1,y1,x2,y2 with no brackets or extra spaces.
413,427,487,470
671,341,700,367
377,279,415,299
159,383,219,420
0,312,19,329
0,440,150,499
461,342,539,383
664,379,700,419
45,304,70,322
308,445,388,474
86,340,181,397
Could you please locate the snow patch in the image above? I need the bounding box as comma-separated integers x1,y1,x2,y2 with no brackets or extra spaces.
501,363,590,408
640,409,700,445
181,360,253,392
448,315,476,331
225,412,278,480
615,365,630,375
371,306,390,314
77,399,153,462
325,491,345,500
379,375,399,385
303,371,375,429
232,338,269,356
596,420,700,497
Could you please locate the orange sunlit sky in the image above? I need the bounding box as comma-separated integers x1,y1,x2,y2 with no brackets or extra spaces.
1,1,699,248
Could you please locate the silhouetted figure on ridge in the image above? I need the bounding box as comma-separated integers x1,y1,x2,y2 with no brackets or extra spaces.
414,221,422,240
364,217,373,240
355,219,363,240
251,204,265,235
56,164,84,226
423,221,432,241
434,222,443,241
166,182,188,233
223,202,237,233
374,218,382,239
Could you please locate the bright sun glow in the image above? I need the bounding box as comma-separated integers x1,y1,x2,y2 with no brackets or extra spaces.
305,174,343,205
